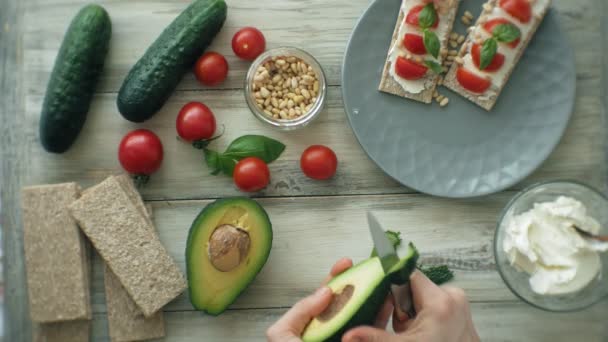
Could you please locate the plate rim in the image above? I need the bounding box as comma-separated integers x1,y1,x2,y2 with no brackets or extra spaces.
341,0,576,198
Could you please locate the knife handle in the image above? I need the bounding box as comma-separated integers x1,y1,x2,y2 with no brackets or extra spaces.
391,283,416,319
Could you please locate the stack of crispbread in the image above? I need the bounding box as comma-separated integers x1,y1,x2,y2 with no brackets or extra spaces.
22,175,186,342
22,183,92,342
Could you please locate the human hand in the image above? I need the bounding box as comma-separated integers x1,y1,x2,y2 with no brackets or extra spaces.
266,258,396,342
342,271,480,342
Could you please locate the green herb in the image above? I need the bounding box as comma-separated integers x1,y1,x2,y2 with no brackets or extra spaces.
424,60,444,74
492,23,521,43
423,29,440,59
417,264,454,285
368,230,455,285
204,135,285,176
418,3,438,29
479,38,497,70
479,23,521,70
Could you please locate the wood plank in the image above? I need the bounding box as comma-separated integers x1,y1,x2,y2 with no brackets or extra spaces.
88,301,608,341
22,87,605,198
77,193,538,313
0,0,32,340
19,0,604,93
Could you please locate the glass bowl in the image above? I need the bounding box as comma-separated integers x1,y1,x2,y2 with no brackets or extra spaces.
244,47,327,130
495,180,608,312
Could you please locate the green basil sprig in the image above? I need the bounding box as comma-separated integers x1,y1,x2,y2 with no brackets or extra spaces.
480,23,521,70
424,60,443,74
418,3,441,73
204,135,285,175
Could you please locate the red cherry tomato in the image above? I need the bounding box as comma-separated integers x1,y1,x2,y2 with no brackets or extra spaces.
233,157,270,192
406,4,439,28
118,129,164,177
471,43,505,72
194,52,228,86
499,0,532,23
483,18,520,48
176,102,217,142
300,145,338,180
456,67,492,93
232,27,266,60
394,56,428,80
403,34,427,55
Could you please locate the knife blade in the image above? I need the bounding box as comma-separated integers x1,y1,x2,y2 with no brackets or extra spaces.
367,211,416,318
367,212,399,272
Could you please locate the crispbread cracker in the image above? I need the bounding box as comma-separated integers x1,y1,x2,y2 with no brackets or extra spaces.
104,176,165,341
69,176,186,317
443,0,551,110
379,0,460,103
34,320,91,342
21,183,91,323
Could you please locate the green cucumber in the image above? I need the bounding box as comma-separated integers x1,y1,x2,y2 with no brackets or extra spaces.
39,4,111,153
117,0,227,122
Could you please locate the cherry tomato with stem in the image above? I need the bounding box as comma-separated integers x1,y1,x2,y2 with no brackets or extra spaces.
194,52,229,86
300,145,338,180
118,129,164,185
176,102,217,148
233,157,270,192
232,27,266,60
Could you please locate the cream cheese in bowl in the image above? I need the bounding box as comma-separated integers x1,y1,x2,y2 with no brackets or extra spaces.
503,196,608,295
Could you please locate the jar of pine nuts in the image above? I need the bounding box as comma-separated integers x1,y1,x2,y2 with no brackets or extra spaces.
245,47,327,130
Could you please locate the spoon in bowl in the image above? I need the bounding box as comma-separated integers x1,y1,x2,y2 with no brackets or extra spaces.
573,225,608,242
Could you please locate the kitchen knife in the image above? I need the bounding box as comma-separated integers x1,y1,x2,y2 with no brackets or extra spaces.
367,211,416,318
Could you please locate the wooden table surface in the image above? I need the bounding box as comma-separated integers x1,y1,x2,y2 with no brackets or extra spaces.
2,0,607,341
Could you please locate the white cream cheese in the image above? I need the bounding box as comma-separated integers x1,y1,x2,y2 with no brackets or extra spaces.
462,0,550,88
503,196,608,295
388,0,454,94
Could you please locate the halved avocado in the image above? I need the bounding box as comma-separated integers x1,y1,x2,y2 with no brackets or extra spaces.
186,197,272,315
302,243,419,342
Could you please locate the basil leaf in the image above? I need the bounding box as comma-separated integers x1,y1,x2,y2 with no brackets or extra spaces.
203,149,222,175
424,60,443,74
423,29,440,59
418,3,437,29
492,23,521,43
223,135,286,163
480,38,497,70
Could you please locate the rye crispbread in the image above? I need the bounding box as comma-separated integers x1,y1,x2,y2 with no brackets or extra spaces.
34,320,91,342
104,175,165,341
379,0,460,103
21,183,91,323
443,0,551,110
69,176,186,317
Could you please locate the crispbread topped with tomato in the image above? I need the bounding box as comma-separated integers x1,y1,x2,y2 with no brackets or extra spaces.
379,0,460,103
443,0,552,110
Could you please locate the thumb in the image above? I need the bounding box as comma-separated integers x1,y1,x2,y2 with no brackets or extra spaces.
342,326,400,342
277,286,333,333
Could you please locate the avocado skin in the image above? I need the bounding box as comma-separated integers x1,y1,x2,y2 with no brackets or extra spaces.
185,197,272,315
40,4,111,153
323,278,391,342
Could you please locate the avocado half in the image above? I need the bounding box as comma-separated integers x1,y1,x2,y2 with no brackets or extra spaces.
186,197,272,315
302,243,419,342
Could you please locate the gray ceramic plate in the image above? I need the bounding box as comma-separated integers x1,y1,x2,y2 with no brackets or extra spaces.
342,0,575,198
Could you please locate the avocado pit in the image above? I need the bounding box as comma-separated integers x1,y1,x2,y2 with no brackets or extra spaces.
208,224,251,272
317,285,355,322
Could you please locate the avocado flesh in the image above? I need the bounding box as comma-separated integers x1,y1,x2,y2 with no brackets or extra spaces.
186,198,272,315
302,243,419,342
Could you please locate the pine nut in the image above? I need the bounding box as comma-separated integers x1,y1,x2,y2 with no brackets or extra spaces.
440,98,449,107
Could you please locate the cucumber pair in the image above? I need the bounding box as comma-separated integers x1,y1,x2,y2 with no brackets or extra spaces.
41,0,227,153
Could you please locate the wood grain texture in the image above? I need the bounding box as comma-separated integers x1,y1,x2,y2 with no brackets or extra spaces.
0,0,32,340
2,0,607,340
86,301,608,342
